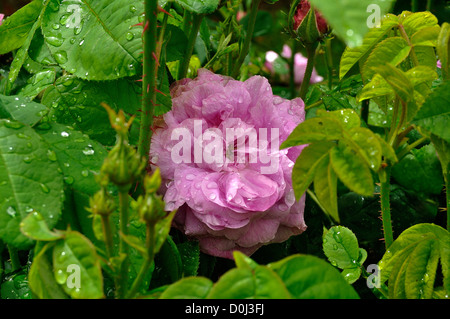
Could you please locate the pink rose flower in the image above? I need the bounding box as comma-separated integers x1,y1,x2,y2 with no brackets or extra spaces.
265,45,323,85
150,69,307,259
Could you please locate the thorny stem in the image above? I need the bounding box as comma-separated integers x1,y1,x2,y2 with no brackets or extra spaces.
379,167,394,249
324,38,334,90
178,14,203,80
138,0,159,163
231,0,262,79
299,44,317,100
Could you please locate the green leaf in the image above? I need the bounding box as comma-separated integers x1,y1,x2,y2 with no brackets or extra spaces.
268,254,359,299
330,140,374,196
401,11,439,37
41,0,143,80
20,211,64,241
17,69,57,99
437,23,450,80
0,0,43,55
4,11,42,95
178,240,200,277
41,75,141,146
0,119,64,249
411,25,440,47
281,117,343,149
373,63,414,104
392,144,443,195
160,277,213,299
53,230,104,299
0,272,32,299
313,155,339,222
316,108,361,130
175,0,220,14
207,266,291,299
35,122,108,195
346,127,382,171
363,37,411,81
28,242,69,299
323,226,361,269
379,223,450,299
154,210,177,254
339,15,399,79
413,81,450,143
308,0,395,48
357,74,394,102
0,94,48,126
291,142,336,199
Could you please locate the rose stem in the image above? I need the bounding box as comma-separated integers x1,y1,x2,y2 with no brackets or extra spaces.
178,13,203,80
299,44,317,100
231,0,262,79
379,166,394,249
138,0,159,163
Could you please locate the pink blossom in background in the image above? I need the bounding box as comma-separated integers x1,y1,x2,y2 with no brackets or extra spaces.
437,60,442,69
265,44,323,85
0,14,4,26
150,69,307,259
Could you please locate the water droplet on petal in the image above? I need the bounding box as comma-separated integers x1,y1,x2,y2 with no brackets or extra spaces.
185,174,195,181
209,193,217,200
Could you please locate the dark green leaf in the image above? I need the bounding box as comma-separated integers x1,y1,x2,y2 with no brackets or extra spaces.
41,0,143,80
207,266,291,299
0,120,64,249
0,94,47,126
0,0,42,55
160,277,213,299
268,254,359,299
175,0,220,14
35,122,108,195
413,81,450,143
392,144,443,195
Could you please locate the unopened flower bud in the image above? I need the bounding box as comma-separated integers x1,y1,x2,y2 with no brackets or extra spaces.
135,193,165,225
144,168,162,194
88,188,116,216
290,0,329,44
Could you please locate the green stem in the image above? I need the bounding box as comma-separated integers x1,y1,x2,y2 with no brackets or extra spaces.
396,136,429,161
178,14,203,80
299,45,317,100
231,0,261,79
379,167,394,249
289,41,297,99
412,0,419,12
324,38,334,90
116,187,130,298
426,0,433,11
398,24,419,67
446,176,450,231
137,0,159,163
7,245,21,272
126,223,156,298
387,97,400,146
100,215,114,260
